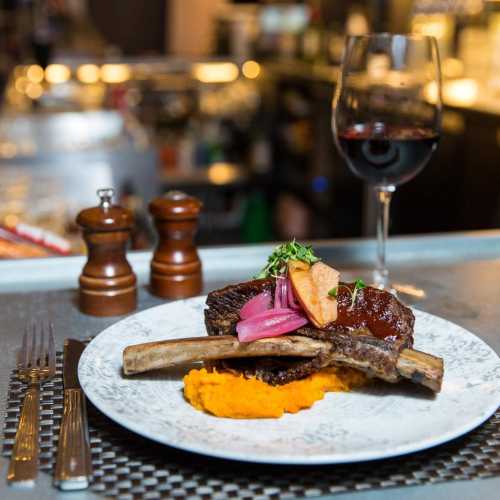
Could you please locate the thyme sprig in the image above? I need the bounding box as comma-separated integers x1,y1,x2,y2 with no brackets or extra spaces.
255,240,319,279
328,279,366,311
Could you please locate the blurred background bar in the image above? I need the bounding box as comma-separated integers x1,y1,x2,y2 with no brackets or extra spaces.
1,0,500,258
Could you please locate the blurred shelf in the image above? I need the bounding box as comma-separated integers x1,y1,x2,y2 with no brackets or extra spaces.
264,60,339,83
160,163,249,188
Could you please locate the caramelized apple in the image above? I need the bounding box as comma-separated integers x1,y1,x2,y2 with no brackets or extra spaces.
288,260,339,328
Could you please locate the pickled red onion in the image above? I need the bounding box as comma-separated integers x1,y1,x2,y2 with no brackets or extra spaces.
239,291,272,320
274,277,295,309
287,278,301,310
274,277,284,308
236,308,308,343
237,277,306,341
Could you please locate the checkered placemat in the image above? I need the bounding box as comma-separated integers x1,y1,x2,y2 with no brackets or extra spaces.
3,352,499,499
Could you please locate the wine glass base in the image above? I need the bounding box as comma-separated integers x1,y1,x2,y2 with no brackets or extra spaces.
392,282,427,299
372,271,427,299
370,283,398,296
369,281,427,301
372,269,389,290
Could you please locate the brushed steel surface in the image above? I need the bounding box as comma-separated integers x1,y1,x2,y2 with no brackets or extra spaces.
0,230,499,293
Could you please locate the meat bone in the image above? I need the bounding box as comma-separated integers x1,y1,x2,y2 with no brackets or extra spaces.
123,334,444,393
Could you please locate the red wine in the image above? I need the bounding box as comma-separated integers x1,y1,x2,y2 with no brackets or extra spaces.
337,125,439,186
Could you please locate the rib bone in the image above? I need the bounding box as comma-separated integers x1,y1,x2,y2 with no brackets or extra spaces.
123,335,327,375
123,334,444,392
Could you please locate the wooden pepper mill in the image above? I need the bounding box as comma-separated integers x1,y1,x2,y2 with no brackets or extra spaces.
149,190,202,299
77,188,137,316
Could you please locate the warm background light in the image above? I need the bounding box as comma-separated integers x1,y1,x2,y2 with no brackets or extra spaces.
4,214,19,227
25,82,43,99
45,64,71,84
0,142,17,158
192,63,239,83
242,60,261,79
425,78,479,107
14,77,28,94
100,64,131,83
207,163,239,185
412,13,454,59
443,78,478,106
412,14,449,39
442,58,464,79
367,54,390,81
77,64,100,84
26,65,44,84
423,81,439,104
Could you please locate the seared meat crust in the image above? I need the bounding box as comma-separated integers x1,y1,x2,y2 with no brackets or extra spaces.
204,278,414,385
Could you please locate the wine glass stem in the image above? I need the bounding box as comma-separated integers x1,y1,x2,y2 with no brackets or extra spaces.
374,185,395,289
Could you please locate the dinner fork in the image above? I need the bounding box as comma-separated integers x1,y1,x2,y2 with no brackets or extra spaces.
8,322,56,485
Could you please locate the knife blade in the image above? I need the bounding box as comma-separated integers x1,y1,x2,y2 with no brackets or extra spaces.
54,339,92,490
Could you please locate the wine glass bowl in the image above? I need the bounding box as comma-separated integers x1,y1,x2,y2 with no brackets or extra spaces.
337,123,439,187
332,34,442,289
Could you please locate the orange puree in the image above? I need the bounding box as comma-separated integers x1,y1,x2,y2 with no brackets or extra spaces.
183,367,367,418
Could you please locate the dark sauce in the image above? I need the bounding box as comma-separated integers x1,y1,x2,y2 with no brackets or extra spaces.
334,283,414,344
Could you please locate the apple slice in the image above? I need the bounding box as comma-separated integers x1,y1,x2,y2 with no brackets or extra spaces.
288,260,340,328
310,261,339,325
288,259,317,323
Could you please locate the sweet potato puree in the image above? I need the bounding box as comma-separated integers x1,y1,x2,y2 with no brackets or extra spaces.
183,367,367,418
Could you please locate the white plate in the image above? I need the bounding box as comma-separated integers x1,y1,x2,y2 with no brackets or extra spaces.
78,297,500,465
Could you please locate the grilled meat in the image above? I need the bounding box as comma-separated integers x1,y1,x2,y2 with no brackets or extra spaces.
205,279,414,346
204,279,274,337
204,278,415,385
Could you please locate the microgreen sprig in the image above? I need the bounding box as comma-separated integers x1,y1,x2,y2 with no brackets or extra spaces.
328,279,366,311
255,239,319,279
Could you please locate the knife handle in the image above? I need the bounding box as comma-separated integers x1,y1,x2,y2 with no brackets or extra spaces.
8,385,39,485
54,389,92,490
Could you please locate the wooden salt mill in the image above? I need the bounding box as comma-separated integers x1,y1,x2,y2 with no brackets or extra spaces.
149,190,202,299
77,188,137,316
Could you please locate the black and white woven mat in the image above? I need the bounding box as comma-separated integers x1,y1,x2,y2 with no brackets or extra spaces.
3,352,499,499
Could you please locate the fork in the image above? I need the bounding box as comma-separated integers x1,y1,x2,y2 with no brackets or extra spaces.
8,322,56,486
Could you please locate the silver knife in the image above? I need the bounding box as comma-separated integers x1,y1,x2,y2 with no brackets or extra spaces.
54,339,92,490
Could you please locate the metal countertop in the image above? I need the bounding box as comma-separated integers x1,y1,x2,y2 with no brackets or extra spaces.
0,231,499,500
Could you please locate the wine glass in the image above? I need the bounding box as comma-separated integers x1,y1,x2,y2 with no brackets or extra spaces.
332,33,442,291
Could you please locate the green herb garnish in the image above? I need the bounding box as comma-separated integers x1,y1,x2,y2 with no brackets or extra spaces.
328,279,366,311
255,239,320,279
